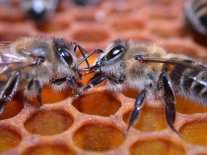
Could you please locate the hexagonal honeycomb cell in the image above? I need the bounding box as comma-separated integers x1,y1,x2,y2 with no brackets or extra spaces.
0,0,207,155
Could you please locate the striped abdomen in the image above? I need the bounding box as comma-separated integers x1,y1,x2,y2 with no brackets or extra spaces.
192,0,207,28
168,62,207,105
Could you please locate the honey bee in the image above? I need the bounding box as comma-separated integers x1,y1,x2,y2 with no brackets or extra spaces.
78,39,207,133
0,36,90,114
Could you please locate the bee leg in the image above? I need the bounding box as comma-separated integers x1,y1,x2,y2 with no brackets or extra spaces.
77,48,104,68
126,90,146,133
51,76,79,92
50,77,67,85
66,77,79,92
157,72,178,134
28,79,43,111
76,74,118,97
74,43,90,69
0,72,20,114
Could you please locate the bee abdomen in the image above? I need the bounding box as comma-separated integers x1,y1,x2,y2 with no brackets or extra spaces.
178,68,207,104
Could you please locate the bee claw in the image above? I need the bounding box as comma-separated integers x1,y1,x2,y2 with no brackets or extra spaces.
39,105,45,112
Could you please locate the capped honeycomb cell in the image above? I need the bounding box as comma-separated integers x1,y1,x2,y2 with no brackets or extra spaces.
24,109,73,136
73,122,125,151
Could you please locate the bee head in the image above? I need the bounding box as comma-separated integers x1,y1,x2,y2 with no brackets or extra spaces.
91,43,126,72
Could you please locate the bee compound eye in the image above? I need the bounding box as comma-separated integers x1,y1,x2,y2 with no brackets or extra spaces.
58,47,73,66
199,15,207,28
105,45,126,61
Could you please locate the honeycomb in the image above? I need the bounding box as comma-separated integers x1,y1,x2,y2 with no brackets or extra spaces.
0,0,207,155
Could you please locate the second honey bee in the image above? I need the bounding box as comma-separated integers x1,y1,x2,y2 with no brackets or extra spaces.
0,36,90,114
78,39,207,132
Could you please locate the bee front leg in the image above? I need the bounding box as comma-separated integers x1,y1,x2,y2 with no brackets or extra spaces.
27,79,44,111
0,72,20,114
157,72,178,134
76,73,119,97
127,90,146,133
50,76,79,92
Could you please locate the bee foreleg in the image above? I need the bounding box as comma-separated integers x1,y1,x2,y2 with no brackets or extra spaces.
74,43,90,69
77,48,104,68
76,74,118,97
66,76,79,92
0,72,20,114
157,72,178,134
50,77,67,85
126,90,146,133
27,78,43,111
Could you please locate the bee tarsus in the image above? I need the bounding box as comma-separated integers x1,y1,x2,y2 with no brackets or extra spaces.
0,71,20,114
127,89,146,133
157,72,177,133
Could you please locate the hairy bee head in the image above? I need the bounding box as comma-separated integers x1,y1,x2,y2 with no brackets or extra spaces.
92,40,127,72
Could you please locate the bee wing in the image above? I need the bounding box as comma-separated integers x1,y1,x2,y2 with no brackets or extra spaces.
0,42,37,75
135,55,207,71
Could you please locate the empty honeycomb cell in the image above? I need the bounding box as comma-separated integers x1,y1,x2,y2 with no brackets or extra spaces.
73,123,125,151
24,109,73,136
0,5,25,22
164,41,199,57
71,26,109,43
112,18,145,32
32,86,73,105
21,143,75,155
0,30,31,42
123,105,167,131
0,95,23,120
123,88,139,99
72,91,121,116
0,126,22,153
130,139,185,155
149,21,186,38
122,31,154,42
36,20,70,33
180,119,207,146
106,1,136,15
74,8,100,22
145,6,178,21
176,96,207,114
